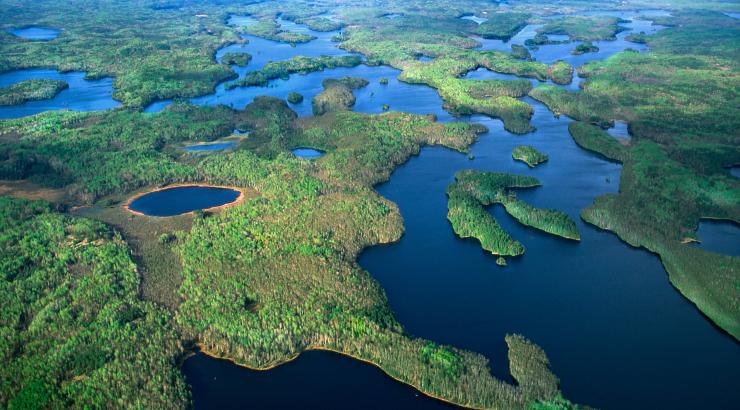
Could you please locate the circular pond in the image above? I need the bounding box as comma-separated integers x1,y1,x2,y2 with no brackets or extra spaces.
127,186,242,217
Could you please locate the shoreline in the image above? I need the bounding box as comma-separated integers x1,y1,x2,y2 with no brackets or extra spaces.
193,343,487,410
123,183,249,217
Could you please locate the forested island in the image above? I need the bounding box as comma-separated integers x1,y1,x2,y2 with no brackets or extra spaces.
0,0,738,409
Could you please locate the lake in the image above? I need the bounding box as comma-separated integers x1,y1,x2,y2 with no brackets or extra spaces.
0,69,119,119
6,9,739,410
174,12,740,410
127,186,241,217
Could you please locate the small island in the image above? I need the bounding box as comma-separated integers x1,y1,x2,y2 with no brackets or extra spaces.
0,79,68,106
572,41,599,55
512,145,548,167
287,91,304,104
312,76,369,115
221,52,252,67
447,170,580,256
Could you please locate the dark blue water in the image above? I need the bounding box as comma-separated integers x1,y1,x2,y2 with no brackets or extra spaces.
292,148,325,158
128,186,240,217
0,69,119,118
692,220,740,257
184,350,455,410
184,142,238,151
7,26,59,40
6,8,737,410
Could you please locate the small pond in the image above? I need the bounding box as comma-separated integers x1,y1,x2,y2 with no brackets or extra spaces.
692,219,740,257
184,142,238,152
128,186,241,217
8,26,60,40
292,148,325,158
607,121,630,140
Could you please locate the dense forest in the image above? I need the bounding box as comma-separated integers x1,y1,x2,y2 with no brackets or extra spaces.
0,0,737,408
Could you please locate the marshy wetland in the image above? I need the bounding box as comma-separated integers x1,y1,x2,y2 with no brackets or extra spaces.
0,1,738,409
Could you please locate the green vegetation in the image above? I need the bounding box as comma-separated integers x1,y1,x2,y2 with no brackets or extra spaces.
531,11,740,339
447,170,579,256
512,145,549,167
496,256,507,266
0,94,578,408
379,77,389,85
547,61,574,85
221,52,252,67
625,32,648,44
0,197,188,408
243,20,315,44
511,44,532,61
287,91,304,104
338,16,572,133
312,77,369,116
572,41,599,55
568,122,628,163
0,79,68,106
294,17,343,32
227,55,363,89
538,16,626,41
474,12,531,40
0,0,243,108
0,104,236,203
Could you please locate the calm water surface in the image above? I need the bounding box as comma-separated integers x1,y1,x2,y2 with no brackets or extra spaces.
184,350,455,410
0,69,119,118
128,186,240,217
292,148,325,158
7,26,59,40
6,9,738,410
693,220,740,257
184,142,238,151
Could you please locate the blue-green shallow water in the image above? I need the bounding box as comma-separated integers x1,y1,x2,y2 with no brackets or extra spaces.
128,186,240,217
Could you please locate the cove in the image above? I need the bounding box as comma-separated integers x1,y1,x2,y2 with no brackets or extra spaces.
8,26,60,40
168,9,740,410
127,186,241,217
0,69,119,119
